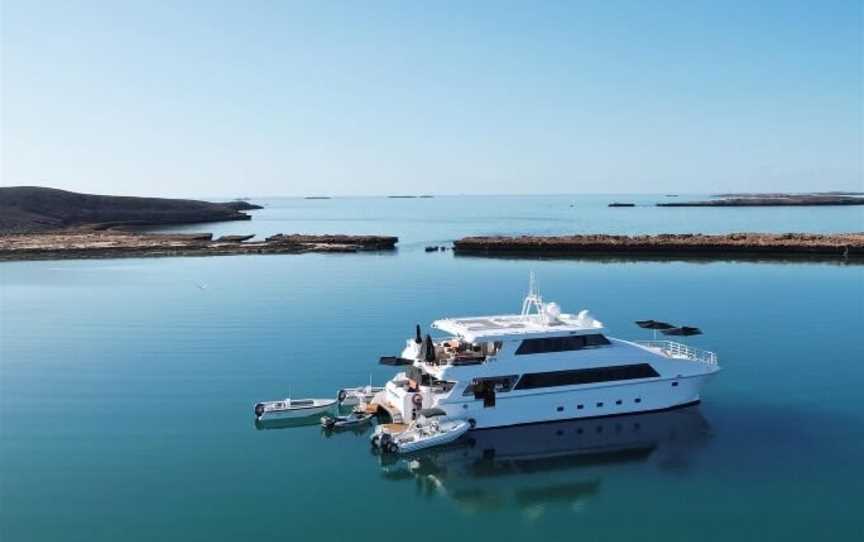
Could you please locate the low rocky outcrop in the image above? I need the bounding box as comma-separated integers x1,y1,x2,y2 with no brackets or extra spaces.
221,200,264,211
0,232,398,261
453,233,864,259
215,234,256,242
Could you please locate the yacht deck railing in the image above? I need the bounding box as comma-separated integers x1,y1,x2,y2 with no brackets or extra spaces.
636,340,718,365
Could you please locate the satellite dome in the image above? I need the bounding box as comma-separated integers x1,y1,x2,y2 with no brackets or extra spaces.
544,302,561,319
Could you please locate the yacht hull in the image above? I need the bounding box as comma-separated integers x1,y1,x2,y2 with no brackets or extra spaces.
437,373,715,430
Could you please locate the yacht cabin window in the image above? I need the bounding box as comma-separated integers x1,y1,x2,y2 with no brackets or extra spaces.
514,363,659,390
514,334,610,355
462,375,519,396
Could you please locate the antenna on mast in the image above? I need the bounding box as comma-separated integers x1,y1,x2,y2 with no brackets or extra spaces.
521,271,544,318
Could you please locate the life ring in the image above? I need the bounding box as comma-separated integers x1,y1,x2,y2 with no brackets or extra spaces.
337,389,348,403
412,394,423,407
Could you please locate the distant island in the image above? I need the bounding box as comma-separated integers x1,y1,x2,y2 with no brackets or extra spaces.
658,193,864,207
304,196,332,200
0,186,263,234
0,186,400,261
713,191,864,198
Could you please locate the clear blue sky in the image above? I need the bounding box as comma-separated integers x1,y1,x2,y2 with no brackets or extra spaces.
1,1,862,197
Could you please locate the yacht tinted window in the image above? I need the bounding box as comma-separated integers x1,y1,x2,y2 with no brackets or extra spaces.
514,363,659,390
585,334,612,347
515,334,610,355
462,375,519,396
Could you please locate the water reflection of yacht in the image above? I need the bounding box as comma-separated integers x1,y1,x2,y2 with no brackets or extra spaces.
378,405,711,515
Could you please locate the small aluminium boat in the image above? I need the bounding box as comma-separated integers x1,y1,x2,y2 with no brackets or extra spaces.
337,384,384,406
254,398,336,421
371,408,470,454
321,410,375,430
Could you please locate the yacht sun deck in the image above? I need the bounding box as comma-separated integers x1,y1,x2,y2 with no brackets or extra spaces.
432,310,603,342
432,278,604,343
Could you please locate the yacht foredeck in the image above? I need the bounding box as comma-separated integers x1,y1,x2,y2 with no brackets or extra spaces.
432,311,604,342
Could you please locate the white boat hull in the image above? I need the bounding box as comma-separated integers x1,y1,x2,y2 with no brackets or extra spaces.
254,399,336,420
395,420,471,454
435,373,715,430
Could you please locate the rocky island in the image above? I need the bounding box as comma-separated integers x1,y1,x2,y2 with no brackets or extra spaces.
453,233,864,260
657,193,864,207
0,231,398,261
0,186,264,233
0,186,397,260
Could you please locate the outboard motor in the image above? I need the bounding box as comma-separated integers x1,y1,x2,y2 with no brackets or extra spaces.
424,335,436,363
254,403,265,419
415,324,422,344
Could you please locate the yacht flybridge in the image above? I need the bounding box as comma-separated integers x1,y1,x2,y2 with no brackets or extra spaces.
373,279,720,430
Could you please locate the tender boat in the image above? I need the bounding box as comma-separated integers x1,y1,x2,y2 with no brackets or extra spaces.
321,410,375,430
371,408,470,454
370,275,721,430
253,398,336,420
337,384,385,406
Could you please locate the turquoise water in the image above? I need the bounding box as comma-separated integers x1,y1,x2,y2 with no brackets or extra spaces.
1,196,863,541
155,194,864,245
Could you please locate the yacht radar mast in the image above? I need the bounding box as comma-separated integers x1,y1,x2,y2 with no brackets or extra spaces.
521,272,544,319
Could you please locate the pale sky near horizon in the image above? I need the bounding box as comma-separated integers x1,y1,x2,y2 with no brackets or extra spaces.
1,1,862,198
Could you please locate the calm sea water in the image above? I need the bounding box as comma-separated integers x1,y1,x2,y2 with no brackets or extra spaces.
2,195,863,541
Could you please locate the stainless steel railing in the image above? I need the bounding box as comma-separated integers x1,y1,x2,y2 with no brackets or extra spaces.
636,340,718,365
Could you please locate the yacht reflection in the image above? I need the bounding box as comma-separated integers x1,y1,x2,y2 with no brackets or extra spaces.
254,415,322,430
378,405,711,515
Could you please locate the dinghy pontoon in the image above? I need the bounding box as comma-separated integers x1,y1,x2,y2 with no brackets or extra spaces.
371,408,470,454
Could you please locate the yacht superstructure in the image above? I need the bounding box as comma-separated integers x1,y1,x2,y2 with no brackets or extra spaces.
375,280,720,430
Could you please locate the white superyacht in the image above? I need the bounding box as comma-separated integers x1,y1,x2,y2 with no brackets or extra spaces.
374,278,720,430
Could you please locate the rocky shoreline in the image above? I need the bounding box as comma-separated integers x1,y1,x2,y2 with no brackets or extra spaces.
453,233,864,259
0,232,398,261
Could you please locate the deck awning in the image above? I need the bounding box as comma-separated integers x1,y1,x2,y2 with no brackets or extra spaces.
635,320,675,330
662,326,703,336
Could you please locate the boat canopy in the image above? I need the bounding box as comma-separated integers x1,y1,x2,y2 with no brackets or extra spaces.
432,310,604,342
662,326,703,336
635,319,675,330
433,280,605,342
418,408,447,417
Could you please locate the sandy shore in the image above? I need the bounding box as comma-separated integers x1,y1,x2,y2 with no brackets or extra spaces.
453,233,864,259
0,232,398,261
